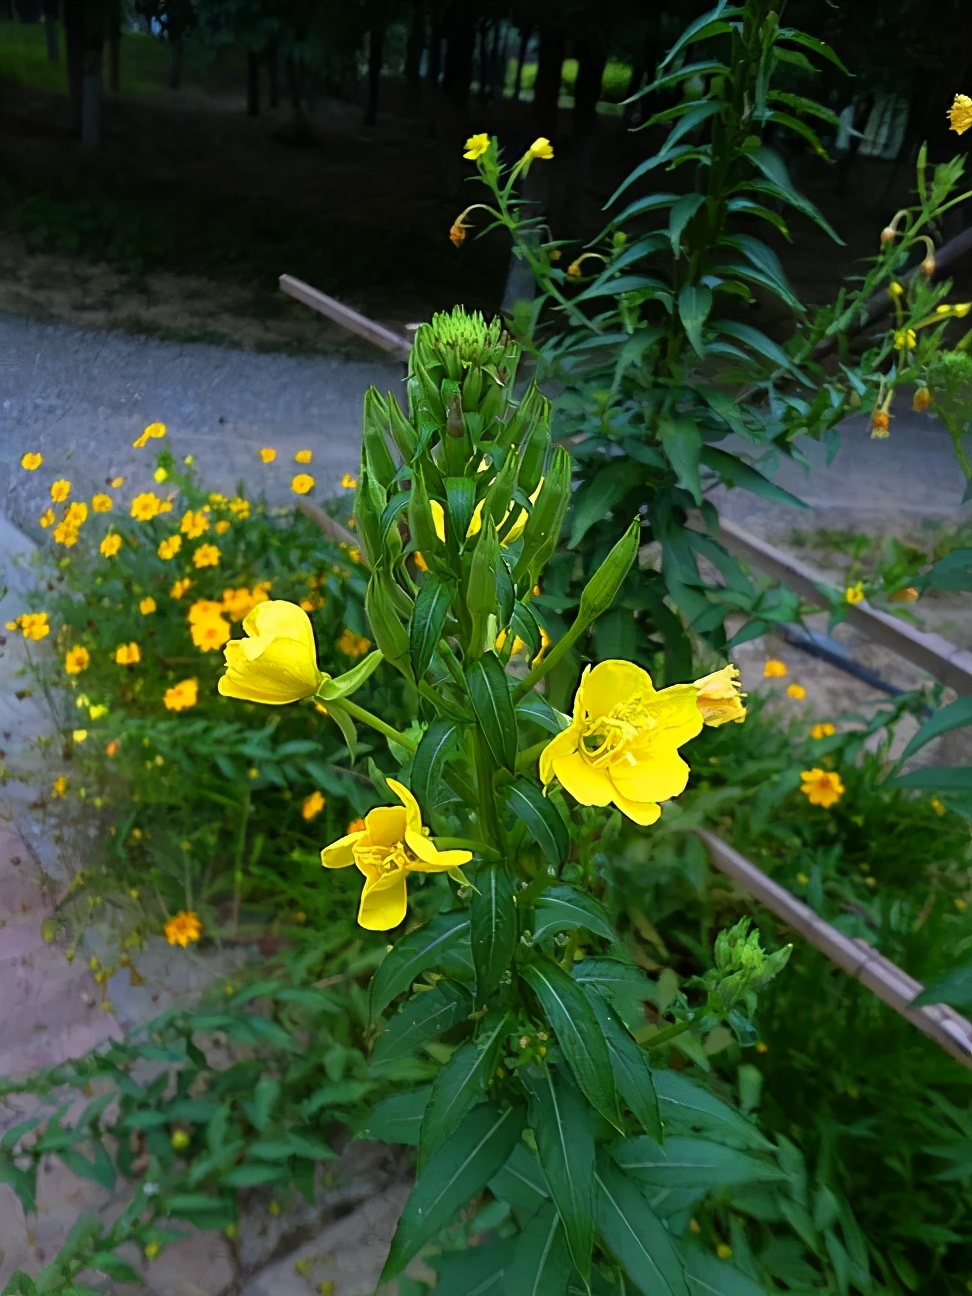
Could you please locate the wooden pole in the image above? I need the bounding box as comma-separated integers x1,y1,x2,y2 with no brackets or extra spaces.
279,275,411,361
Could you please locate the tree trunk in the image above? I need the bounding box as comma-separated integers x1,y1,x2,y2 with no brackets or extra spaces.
64,0,84,135
512,25,529,100
247,50,260,116
266,41,279,108
572,39,605,136
80,0,104,150
43,2,59,63
532,25,564,134
106,0,120,94
365,25,383,125
405,0,424,103
442,5,474,111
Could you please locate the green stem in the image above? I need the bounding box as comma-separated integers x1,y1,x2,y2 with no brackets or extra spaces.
642,1019,693,1050
513,616,585,702
338,699,417,753
438,640,467,691
515,739,548,775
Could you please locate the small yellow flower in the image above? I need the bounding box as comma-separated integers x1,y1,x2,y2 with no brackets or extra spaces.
64,502,88,530
111,476,125,488
88,704,108,720
800,767,845,808
322,780,472,930
301,790,326,821
131,492,163,521
164,910,202,947
797,871,810,885
787,683,807,700
716,1245,732,1261
946,92,972,135
21,452,43,470
215,519,231,535
184,455,194,466
930,797,946,816
889,586,918,603
528,137,554,160
91,493,113,513
164,678,199,711
192,543,221,569
894,328,917,350
115,642,141,666
755,1041,769,1054
295,449,313,464
100,533,123,558
413,550,428,572
65,646,91,675
170,577,194,599
72,728,88,744
53,521,78,547
219,601,324,704
291,473,315,495
8,611,51,640
693,664,746,726
763,659,788,678
190,615,232,652
105,739,120,757
870,408,891,438
51,775,68,797
810,722,835,739
260,447,277,463
221,586,269,622
140,597,157,615
341,473,358,490
145,1241,161,1260
845,582,865,605
346,817,366,834
170,1127,191,1149
180,509,209,539
50,479,71,503
337,627,372,657
912,387,932,413
133,421,167,450
449,220,470,247
39,508,55,528
888,281,904,298
154,467,168,483
463,132,490,160
158,535,182,560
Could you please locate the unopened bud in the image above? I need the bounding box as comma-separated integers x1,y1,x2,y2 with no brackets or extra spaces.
576,518,641,627
912,386,932,413
921,254,936,276
880,227,896,245
365,565,412,677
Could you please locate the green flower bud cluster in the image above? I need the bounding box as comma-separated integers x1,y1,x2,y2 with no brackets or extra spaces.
702,918,793,1023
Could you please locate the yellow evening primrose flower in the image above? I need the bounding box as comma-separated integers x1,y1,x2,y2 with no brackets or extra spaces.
50,479,71,503
800,767,845,808
845,582,865,605
540,660,708,825
301,790,326,821
158,535,182,560
341,473,358,490
192,543,221,569
894,328,917,350
39,508,55,528
91,493,113,513
295,449,313,464
170,577,193,599
291,473,315,495
164,910,202,946
131,492,163,521
65,646,91,675
133,421,167,450
787,683,807,700
693,664,746,726
810,722,836,739
947,93,972,135
115,642,141,666
321,779,472,930
763,659,788,678
218,600,324,704
21,452,43,470
180,510,209,539
260,447,276,463
528,137,554,160
100,533,123,558
463,132,491,160
337,628,372,657
163,678,199,711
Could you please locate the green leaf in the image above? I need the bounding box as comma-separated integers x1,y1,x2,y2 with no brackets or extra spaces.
714,318,803,374
615,1135,785,1190
432,1240,516,1296
777,26,849,73
596,1155,689,1296
220,1163,290,1188
682,1241,768,1296
669,194,707,255
467,651,518,771
381,1102,525,1280
747,148,843,243
677,285,713,359
922,548,972,592
516,695,568,736
659,0,736,69
588,993,662,1139
526,1072,595,1281
533,885,614,945
409,575,455,679
488,1141,550,1224
87,1254,141,1284
505,1204,574,1296
896,697,972,765
699,448,806,508
911,962,972,1010
371,983,470,1068
250,1076,280,1133
890,767,972,794
418,1014,511,1171
0,1159,36,1213
522,957,621,1128
319,650,383,701
653,1071,771,1150
445,476,476,542
659,418,703,505
411,720,464,810
356,1086,431,1145
58,1143,117,1191
732,234,801,310
572,957,653,1019
568,461,633,548
501,779,569,866
471,865,518,1003
369,911,471,1017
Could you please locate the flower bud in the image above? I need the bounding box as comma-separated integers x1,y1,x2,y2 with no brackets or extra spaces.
880,227,896,245
365,564,412,676
513,447,572,587
407,466,444,564
576,518,640,628
354,466,386,567
912,386,931,413
362,389,398,488
465,517,501,655
921,253,936,276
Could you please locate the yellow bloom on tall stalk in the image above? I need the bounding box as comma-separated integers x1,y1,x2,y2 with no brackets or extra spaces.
800,767,845,808
92,493,113,513
301,790,326,821
65,646,91,674
321,780,472,930
100,533,123,557
115,642,141,665
528,137,555,160
180,510,209,539
218,600,324,704
133,422,167,450
21,452,43,470
192,543,221,568
164,910,202,947
291,474,315,495
158,535,182,560
131,493,163,521
947,93,972,135
463,132,491,160
539,660,744,825
163,678,199,711
50,479,71,503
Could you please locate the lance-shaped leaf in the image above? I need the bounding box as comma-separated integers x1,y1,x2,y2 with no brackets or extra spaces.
418,1013,512,1171
587,992,662,1140
317,650,384,701
595,1154,689,1296
369,911,471,1017
533,884,614,945
525,1071,595,1281
410,575,455,679
471,864,518,1002
467,651,518,771
411,720,465,811
505,1204,574,1296
501,778,569,865
381,1102,525,1279
370,983,470,1069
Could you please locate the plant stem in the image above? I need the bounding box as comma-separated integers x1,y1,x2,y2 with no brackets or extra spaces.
642,1019,693,1050
513,617,585,701
515,739,549,774
337,699,417,752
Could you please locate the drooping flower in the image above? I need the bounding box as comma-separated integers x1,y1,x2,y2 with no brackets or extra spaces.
800,767,845,808
528,137,554,160
158,535,182,560
163,678,199,711
260,447,277,463
539,660,707,825
301,790,326,821
115,642,141,666
810,722,836,739
786,683,807,700
131,493,163,521
845,582,865,605
337,628,371,658
192,544,221,569
218,600,324,704
291,474,315,495
295,449,313,464
21,452,43,470
321,780,472,930
693,664,746,726
50,479,71,503
180,510,209,539
463,133,491,160
870,408,891,438
39,508,55,528
65,646,91,675
763,659,788,678
100,533,123,558
164,910,202,946
449,220,469,247
947,93,972,135
91,493,113,513
133,422,167,450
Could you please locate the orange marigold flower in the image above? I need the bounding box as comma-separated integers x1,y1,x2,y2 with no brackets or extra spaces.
190,615,231,652
337,628,371,657
192,544,221,569
170,577,194,598
180,510,209,539
164,910,202,947
92,493,113,513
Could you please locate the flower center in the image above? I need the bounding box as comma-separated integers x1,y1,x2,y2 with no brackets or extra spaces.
354,841,417,879
581,696,653,766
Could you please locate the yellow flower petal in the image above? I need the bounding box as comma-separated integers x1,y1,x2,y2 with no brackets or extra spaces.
611,792,662,826
364,804,409,849
580,660,656,718
320,833,362,869
357,870,408,930
551,750,615,806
